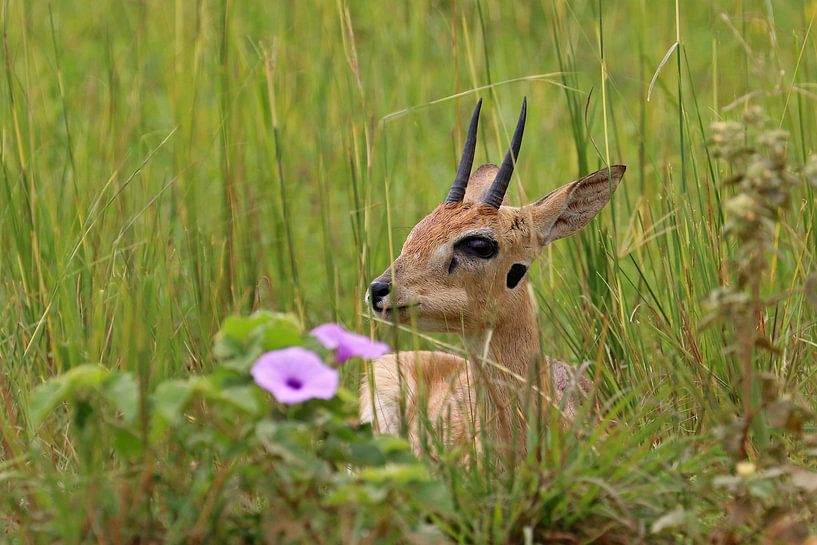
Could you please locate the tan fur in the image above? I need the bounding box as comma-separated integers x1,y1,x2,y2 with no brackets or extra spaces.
362,163,625,454
360,350,590,456
463,164,508,205
360,351,475,451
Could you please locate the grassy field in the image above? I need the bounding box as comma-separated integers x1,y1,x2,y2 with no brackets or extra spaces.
2,0,817,543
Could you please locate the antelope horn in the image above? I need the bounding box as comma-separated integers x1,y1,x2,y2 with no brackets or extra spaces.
484,97,527,209
445,98,483,203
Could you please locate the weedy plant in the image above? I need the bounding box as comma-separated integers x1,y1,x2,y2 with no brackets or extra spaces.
3,313,450,544
690,108,817,544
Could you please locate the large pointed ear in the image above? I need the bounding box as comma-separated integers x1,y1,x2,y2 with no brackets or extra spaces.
523,165,626,245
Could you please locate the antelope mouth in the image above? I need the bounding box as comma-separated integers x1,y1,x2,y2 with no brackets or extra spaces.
377,303,419,316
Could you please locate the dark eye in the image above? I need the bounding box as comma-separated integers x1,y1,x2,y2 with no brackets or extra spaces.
456,236,498,259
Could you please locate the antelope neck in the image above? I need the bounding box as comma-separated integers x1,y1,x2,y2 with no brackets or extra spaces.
462,289,539,444
463,289,539,376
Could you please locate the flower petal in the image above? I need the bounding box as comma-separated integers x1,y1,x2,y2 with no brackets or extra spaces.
251,347,339,405
311,323,389,363
301,366,341,400
310,323,345,350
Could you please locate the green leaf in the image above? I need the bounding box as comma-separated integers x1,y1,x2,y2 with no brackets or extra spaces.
349,442,386,466
360,463,430,485
28,364,109,429
408,481,453,513
220,311,302,348
215,311,304,372
349,434,414,466
102,372,139,422
325,483,387,505
111,427,143,458
372,434,413,455
258,315,303,351
152,379,197,426
255,420,325,473
28,380,65,430
214,385,263,415
212,336,260,372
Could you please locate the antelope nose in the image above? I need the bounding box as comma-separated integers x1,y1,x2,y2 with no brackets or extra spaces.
369,281,391,311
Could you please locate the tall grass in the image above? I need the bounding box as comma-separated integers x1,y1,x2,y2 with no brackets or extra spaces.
1,0,816,542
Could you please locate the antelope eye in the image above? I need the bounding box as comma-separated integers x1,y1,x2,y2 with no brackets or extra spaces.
456,236,498,259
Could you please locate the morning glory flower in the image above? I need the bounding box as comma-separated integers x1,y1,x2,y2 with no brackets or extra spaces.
251,347,339,404
310,323,389,363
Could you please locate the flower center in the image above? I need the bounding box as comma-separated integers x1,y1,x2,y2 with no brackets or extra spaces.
285,377,304,390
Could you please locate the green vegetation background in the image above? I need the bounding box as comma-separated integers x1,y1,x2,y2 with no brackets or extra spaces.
1,0,816,542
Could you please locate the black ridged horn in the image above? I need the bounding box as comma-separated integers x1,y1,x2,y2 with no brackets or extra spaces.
445,98,483,203
484,97,527,209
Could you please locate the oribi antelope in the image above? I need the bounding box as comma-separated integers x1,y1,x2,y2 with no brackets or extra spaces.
361,98,625,453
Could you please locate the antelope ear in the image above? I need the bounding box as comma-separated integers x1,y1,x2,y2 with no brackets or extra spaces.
463,164,509,205
523,165,625,244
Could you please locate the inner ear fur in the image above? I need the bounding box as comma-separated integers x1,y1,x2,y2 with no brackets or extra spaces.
463,164,509,205
524,165,626,244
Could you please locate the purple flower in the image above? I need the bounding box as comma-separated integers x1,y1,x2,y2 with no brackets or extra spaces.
251,347,339,405
311,323,389,363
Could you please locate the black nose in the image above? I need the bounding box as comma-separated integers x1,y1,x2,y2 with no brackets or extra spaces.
369,281,391,310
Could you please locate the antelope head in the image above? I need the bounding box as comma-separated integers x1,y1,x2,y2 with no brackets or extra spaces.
369,98,625,334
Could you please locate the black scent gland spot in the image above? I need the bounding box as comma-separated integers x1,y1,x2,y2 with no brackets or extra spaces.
506,263,528,289
285,377,304,390
448,257,458,274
